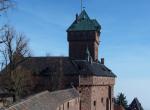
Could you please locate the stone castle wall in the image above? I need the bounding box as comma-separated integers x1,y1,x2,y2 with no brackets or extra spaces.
57,97,80,110
79,76,115,110
68,31,99,61
79,76,115,86
79,86,92,110
90,85,114,110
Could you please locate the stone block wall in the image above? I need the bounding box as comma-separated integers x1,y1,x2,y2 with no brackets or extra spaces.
57,97,80,110
79,76,115,86
90,85,114,110
79,86,92,110
67,31,100,61
79,76,115,110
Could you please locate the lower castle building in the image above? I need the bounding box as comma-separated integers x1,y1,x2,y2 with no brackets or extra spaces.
3,10,116,110
6,89,80,110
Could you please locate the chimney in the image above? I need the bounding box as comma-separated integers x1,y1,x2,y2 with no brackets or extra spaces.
101,58,104,64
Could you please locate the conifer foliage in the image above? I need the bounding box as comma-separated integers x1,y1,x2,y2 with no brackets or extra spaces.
116,93,128,109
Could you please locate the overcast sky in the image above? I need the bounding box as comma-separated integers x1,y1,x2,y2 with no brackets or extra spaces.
1,0,150,109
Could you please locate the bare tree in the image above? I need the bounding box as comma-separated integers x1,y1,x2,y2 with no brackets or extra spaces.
0,0,14,44
0,25,7,44
0,0,13,12
0,25,31,102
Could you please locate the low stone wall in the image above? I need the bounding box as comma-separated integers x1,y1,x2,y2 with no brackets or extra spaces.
57,97,80,110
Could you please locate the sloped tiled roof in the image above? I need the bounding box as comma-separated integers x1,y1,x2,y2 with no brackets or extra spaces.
67,10,101,32
72,60,116,77
6,88,79,110
129,98,144,110
18,57,77,76
16,57,116,77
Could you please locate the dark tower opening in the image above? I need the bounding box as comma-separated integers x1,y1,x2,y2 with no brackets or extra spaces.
67,10,101,62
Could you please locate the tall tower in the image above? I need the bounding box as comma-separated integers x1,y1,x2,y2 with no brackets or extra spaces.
66,10,116,110
67,10,101,62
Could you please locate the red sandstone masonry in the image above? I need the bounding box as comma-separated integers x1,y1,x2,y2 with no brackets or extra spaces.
79,76,115,86
57,97,80,110
79,76,115,110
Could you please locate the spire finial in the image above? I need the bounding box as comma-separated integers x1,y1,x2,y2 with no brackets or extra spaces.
81,0,83,12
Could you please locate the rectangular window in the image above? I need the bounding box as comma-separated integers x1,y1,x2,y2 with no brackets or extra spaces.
109,86,111,99
67,102,69,109
106,98,109,110
94,100,96,106
80,100,81,110
101,98,104,103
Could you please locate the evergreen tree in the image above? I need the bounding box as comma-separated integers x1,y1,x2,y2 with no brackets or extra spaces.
116,93,128,109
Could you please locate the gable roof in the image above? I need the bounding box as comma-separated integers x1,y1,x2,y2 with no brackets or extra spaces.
129,98,144,110
67,10,101,32
16,57,116,77
6,88,79,110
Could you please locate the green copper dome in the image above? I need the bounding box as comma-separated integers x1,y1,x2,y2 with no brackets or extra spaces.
67,10,101,32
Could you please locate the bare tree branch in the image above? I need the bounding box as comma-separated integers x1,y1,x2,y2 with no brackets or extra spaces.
0,0,13,12
0,25,31,102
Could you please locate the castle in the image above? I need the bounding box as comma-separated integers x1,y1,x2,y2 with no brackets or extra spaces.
4,10,116,110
